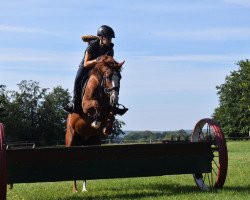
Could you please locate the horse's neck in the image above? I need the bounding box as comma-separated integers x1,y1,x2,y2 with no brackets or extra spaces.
83,74,101,100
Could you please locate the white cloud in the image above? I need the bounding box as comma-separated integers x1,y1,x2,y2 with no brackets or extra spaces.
151,27,250,41
0,24,58,35
222,0,250,7
117,53,241,99
123,53,250,63
127,1,218,13
0,48,81,71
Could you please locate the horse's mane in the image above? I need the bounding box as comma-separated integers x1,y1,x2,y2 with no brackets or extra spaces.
89,65,103,80
89,56,121,79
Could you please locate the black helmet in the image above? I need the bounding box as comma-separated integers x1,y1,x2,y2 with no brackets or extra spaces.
97,25,115,39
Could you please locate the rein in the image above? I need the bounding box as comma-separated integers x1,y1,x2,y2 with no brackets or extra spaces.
99,71,120,96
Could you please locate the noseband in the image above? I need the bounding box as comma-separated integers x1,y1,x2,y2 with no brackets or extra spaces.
101,72,120,95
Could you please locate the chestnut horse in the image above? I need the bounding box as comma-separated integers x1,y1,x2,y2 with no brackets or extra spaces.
65,55,125,192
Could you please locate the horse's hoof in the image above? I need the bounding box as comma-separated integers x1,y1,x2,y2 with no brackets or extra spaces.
103,127,111,135
91,121,101,129
82,188,87,192
73,189,78,193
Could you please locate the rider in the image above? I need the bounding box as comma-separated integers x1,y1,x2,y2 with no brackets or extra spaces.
64,25,128,115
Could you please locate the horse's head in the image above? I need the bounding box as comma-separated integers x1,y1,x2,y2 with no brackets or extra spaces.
96,55,125,107
97,55,125,71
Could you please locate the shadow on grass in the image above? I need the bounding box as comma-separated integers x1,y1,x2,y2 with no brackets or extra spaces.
58,183,205,200
222,185,250,193
58,182,250,200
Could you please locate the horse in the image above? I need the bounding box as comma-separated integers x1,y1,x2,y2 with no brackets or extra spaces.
65,55,125,192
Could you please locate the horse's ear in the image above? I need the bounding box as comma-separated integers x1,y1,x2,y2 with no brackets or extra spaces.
117,61,125,68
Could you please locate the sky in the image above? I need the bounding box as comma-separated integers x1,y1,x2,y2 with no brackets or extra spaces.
1,0,250,131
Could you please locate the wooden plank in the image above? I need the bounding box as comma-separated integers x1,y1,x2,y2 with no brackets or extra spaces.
7,142,212,164
6,142,213,183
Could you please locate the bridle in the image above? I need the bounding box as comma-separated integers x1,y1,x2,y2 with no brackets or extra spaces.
90,69,120,122
101,71,120,98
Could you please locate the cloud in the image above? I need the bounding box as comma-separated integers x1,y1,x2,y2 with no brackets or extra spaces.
0,48,81,69
0,24,58,35
222,0,250,7
122,53,250,64
151,27,250,41
117,53,241,97
127,1,218,13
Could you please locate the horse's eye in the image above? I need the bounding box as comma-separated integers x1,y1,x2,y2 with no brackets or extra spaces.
105,72,112,79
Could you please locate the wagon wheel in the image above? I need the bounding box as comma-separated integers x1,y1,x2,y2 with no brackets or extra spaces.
0,123,7,200
191,118,228,191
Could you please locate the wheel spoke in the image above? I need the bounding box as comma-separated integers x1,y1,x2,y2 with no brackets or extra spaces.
212,167,218,176
212,159,220,170
207,172,212,189
211,171,214,189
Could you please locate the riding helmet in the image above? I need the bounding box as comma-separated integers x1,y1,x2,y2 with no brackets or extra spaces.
97,25,115,39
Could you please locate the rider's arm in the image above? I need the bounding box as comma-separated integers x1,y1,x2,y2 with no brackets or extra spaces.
83,51,98,68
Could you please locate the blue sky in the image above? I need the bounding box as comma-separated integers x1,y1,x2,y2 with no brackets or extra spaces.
1,0,250,131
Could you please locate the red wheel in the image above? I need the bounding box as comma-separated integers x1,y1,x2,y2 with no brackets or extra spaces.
191,118,228,191
0,123,7,200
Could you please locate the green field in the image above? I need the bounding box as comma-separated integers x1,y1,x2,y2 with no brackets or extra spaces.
7,141,250,200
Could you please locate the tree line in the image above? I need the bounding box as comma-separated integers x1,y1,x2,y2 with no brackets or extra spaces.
123,129,189,142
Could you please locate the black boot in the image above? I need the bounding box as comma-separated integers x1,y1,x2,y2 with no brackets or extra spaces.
64,96,83,113
64,102,75,113
114,104,128,116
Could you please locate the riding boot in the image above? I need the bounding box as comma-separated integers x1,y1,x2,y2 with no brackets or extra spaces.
64,86,82,113
113,104,128,116
73,98,82,113
64,102,74,113
64,98,82,113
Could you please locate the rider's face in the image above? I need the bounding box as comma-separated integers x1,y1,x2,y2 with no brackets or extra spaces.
100,37,112,46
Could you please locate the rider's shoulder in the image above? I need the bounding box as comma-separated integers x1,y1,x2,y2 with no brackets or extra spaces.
86,40,99,52
89,39,99,46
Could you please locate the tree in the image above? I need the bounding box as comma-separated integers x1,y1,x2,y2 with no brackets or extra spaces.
38,86,71,145
1,80,127,145
0,85,8,118
5,80,48,141
123,130,157,142
213,60,250,137
110,119,126,140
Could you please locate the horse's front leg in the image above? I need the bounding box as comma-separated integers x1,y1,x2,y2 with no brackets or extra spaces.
103,111,115,135
82,100,101,129
82,99,99,114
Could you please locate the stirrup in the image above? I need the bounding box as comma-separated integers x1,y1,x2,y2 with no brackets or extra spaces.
64,102,74,113
114,104,128,116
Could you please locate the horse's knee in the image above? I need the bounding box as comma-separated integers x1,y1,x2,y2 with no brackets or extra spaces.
83,100,99,113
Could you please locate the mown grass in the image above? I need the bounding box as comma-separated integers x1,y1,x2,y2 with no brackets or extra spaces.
7,141,250,200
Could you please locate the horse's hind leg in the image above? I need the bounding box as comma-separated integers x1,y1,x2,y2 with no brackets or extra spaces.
65,115,78,192
82,180,87,192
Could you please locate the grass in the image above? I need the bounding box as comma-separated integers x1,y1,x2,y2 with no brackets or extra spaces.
7,141,250,200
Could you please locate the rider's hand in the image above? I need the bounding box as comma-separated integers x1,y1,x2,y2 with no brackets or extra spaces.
96,57,101,62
